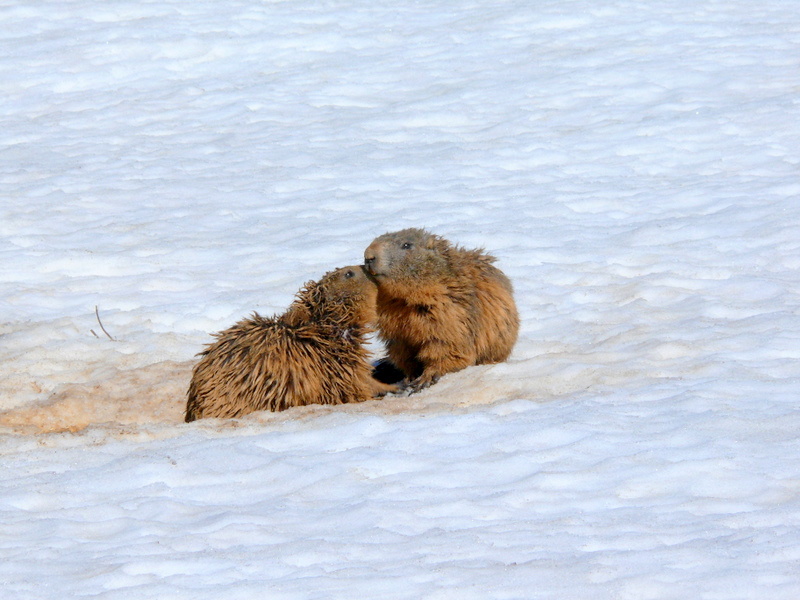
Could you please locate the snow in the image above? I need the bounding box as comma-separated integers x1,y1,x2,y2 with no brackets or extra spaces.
1,0,800,597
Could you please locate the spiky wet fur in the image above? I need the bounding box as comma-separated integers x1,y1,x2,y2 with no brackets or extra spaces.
185,266,397,422
364,228,519,389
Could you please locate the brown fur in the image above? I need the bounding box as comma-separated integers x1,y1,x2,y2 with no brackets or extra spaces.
364,228,519,390
185,266,398,422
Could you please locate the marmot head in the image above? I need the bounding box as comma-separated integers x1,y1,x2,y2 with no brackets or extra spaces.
285,265,378,328
364,228,451,283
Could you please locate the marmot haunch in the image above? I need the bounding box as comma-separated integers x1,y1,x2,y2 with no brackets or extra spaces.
364,228,519,391
185,266,399,422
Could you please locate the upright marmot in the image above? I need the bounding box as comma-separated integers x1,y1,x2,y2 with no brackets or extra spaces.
364,228,519,391
185,266,398,422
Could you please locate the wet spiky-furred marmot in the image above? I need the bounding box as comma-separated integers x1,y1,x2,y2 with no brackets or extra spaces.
185,266,398,422
364,228,519,391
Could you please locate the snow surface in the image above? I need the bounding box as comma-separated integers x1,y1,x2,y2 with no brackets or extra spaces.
2,0,800,598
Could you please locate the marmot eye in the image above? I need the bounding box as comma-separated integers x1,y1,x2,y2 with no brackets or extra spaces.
344,269,355,279
401,242,413,250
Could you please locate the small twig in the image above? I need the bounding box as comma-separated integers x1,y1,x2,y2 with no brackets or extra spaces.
95,306,116,341
90,329,99,338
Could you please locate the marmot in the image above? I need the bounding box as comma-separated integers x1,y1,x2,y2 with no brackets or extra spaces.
364,228,519,390
185,266,399,422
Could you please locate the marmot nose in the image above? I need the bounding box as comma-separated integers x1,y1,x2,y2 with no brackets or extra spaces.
364,255,379,275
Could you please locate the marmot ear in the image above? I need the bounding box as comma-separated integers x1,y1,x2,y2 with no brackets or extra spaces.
309,279,328,306
285,280,321,322
428,234,449,252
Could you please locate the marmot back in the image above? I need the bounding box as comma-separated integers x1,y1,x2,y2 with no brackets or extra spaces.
364,228,519,390
185,265,397,422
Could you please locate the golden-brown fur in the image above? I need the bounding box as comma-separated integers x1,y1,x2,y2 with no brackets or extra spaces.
364,228,519,390
185,266,398,422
